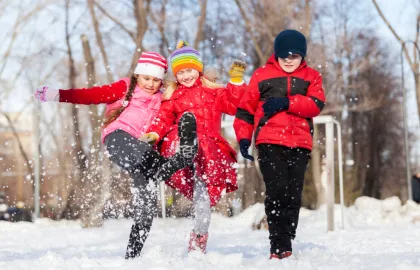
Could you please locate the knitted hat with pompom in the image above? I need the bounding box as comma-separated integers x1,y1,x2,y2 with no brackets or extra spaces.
134,52,168,80
170,41,203,75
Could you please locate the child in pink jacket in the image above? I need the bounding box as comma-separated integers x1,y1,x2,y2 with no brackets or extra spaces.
34,52,198,259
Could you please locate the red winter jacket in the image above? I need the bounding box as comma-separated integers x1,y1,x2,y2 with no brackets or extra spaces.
233,54,325,150
148,78,247,206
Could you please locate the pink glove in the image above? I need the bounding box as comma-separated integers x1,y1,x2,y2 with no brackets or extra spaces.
34,86,59,102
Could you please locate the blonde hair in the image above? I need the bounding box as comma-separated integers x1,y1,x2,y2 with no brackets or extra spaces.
163,76,223,100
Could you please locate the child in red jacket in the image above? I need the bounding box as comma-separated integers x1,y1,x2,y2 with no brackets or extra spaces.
234,30,325,260
142,41,247,253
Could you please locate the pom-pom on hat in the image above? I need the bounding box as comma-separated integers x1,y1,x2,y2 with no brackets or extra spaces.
134,52,168,80
274,30,307,59
170,41,203,75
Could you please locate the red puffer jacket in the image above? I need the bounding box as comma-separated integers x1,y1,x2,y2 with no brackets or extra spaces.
148,78,247,206
233,54,325,150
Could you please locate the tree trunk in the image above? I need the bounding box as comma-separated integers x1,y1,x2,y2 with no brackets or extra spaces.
128,0,151,74
60,0,87,220
78,34,106,227
194,0,207,49
362,111,381,198
415,77,420,123
241,160,264,210
1,113,35,194
87,0,114,84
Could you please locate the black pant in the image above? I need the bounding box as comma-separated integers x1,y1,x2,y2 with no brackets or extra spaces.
413,176,420,203
104,129,158,223
104,130,157,258
257,144,310,254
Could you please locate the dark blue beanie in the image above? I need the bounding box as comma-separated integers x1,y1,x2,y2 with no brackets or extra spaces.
274,30,307,59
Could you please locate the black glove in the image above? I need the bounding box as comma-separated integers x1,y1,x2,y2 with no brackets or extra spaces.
239,139,254,161
262,97,289,117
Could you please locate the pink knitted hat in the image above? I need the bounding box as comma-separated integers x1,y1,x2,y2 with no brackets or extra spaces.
134,52,168,80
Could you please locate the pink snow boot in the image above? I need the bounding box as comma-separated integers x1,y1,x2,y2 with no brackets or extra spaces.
270,251,292,260
188,231,208,253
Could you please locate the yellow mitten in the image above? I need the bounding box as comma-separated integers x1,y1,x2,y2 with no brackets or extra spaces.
228,60,247,85
139,132,159,145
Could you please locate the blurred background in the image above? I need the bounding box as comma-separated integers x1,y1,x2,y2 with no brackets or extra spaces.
0,0,419,227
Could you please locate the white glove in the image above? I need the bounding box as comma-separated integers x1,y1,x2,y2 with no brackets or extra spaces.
34,86,59,102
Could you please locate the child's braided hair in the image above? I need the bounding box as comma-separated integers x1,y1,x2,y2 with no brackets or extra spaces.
102,75,137,128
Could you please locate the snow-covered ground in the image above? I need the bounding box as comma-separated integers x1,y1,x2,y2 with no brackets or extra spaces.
1,196,420,270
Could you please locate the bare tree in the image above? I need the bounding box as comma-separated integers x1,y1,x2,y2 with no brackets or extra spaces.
194,0,208,49
371,0,420,118
0,112,34,192
87,0,114,84
0,1,50,79
149,0,171,56
233,0,266,64
60,0,88,220
0,1,65,213
129,0,152,73
92,0,152,75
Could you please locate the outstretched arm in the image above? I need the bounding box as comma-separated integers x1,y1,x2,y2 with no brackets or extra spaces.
59,79,128,105
35,79,128,105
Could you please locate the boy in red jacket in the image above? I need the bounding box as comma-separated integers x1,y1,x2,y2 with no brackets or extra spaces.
233,30,325,259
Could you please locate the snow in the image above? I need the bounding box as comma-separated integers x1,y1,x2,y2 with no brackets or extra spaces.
1,197,420,269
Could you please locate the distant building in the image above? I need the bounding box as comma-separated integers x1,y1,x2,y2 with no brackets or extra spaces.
0,112,33,206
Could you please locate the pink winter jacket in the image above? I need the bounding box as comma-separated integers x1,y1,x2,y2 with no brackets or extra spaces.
102,82,162,142
59,77,162,143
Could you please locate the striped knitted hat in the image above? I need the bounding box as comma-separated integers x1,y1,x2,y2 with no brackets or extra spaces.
170,41,203,75
134,52,168,80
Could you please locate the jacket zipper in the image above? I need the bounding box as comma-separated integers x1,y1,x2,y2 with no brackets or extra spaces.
287,76,296,147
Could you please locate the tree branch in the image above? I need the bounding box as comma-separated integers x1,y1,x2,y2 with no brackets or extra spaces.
0,112,34,193
234,0,265,63
194,0,207,49
303,0,312,40
415,12,420,69
81,34,102,135
65,0,87,170
93,1,136,42
128,0,150,75
0,1,48,78
87,0,114,83
371,0,415,71
149,0,171,56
